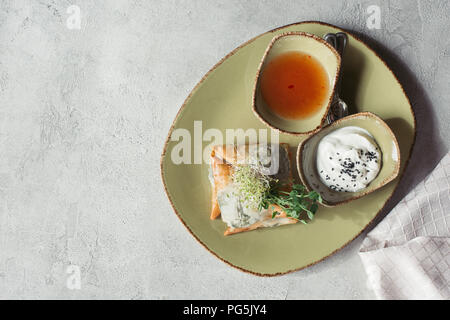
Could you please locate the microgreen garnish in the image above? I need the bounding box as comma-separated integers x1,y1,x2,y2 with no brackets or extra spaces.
260,183,322,223
232,165,322,223
232,165,276,209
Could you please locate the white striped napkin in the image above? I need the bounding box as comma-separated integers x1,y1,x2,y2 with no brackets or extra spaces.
359,152,450,299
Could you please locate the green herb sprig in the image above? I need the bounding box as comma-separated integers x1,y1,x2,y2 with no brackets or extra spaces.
232,165,322,224
260,184,322,224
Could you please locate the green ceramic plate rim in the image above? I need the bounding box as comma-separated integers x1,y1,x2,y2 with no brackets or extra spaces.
160,21,417,276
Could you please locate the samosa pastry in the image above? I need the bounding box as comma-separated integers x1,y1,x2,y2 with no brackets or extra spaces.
209,143,296,236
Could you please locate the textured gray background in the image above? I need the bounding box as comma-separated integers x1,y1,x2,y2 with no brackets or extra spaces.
0,0,448,299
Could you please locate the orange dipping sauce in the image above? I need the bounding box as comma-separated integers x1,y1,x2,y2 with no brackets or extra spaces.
260,51,329,120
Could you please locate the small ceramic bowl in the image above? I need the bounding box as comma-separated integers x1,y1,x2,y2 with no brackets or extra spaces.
296,112,401,207
253,32,341,135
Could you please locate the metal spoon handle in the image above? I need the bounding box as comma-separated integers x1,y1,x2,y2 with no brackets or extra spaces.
334,32,347,94
324,33,347,59
324,32,347,95
323,33,337,50
324,32,349,124
335,32,347,56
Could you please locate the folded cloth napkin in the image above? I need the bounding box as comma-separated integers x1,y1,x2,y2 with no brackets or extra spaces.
359,152,450,300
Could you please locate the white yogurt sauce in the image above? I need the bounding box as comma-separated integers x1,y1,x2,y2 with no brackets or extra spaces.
316,126,381,192
217,184,266,229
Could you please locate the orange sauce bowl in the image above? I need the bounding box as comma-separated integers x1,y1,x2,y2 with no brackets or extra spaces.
253,32,341,135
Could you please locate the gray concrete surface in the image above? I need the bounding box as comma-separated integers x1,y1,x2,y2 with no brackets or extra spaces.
0,0,449,299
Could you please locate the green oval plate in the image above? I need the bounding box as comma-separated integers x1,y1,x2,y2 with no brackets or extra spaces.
161,21,415,276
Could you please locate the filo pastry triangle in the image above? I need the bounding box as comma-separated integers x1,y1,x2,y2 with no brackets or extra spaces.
209,143,298,236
